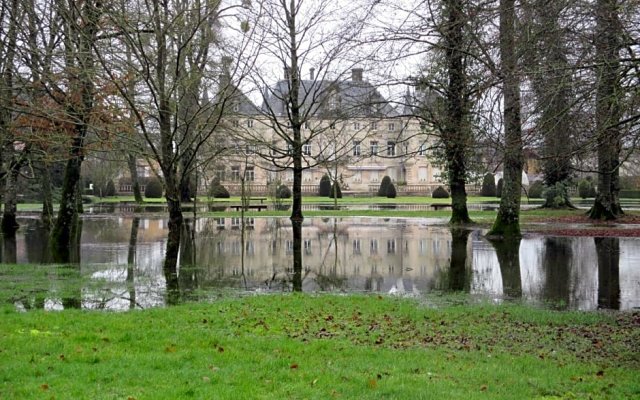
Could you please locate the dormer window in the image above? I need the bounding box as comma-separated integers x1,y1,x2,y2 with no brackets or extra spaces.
247,119,254,128
388,122,395,131
232,104,239,112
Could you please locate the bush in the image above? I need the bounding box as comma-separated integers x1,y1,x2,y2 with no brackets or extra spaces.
386,183,397,198
319,174,331,196
329,182,342,198
542,182,569,208
432,185,449,199
578,179,595,199
209,178,230,199
496,178,503,198
620,190,640,199
103,180,117,197
528,180,544,198
378,176,392,197
144,178,163,198
480,173,496,197
276,184,291,199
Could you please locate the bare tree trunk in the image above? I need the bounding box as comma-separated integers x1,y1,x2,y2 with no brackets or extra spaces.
127,154,143,203
39,161,54,227
589,0,623,220
489,0,524,238
2,155,27,235
443,0,472,225
51,0,101,261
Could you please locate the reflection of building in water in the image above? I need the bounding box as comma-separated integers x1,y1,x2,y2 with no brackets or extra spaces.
194,217,453,292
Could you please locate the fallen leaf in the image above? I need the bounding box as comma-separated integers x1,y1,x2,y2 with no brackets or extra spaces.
290,363,299,369
596,370,604,377
40,384,49,391
59,354,65,361
480,385,488,391
368,379,377,389
202,376,211,383
311,379,318,386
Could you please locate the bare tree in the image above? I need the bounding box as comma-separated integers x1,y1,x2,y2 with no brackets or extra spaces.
488,0,524,237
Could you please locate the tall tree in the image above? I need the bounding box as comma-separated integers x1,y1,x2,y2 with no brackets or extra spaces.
589,0,624,220
50,0,103,261
488,0,524,238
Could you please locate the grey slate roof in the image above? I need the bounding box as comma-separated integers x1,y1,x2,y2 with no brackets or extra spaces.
261,77,399,119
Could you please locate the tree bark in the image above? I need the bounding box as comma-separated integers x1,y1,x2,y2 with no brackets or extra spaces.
443,0,472,225
489,0,524,238
127,154,143,203
589,0,623,220
2,155,27,236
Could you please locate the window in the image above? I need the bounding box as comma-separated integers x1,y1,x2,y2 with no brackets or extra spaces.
418,167,428,182
244,167,255,182
304,121,310,130
215,218,225,229
387,141,396,156
387,239,396,254
418,143,426,156
353,122,360,130
232,104,239,112
330,122,336,130
370,239,378,255
245,144,256,154
231,217,241,229
303,143,312,156
388,122,395,131
215,166,226,182
370,170,379,182
304,239,312,255
286,240,293,254
232,119,239,128
231,166,241,181
353,140,361,156
247,119,254,128
371,121,378,131
353,239,361,255
370,141,378,155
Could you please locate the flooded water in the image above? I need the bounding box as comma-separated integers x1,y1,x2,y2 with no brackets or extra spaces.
2,215,639,311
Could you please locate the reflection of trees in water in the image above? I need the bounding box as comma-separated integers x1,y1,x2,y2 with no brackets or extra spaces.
446,228,471,292
163,217,181,305
127,217,139,309
2,235,17,264
489,237,522,299
541,237,573,309
595,237,620,310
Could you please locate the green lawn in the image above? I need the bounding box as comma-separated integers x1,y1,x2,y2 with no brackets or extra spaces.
1,295,637,399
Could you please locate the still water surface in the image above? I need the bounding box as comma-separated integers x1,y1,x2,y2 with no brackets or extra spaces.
2,216,639,311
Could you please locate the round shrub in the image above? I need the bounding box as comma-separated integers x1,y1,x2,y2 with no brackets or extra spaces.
209,178,230,198
480,173,496,197
432,185,450,199
386,182,397,198
319,174,331,196
578,179,594,199
276,184,291,199
330,182,342,199
496,178,504,198
144,178,163,198
378,176,392,197
528,180,544,198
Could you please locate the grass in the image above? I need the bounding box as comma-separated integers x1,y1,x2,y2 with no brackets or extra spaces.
0,295,638,399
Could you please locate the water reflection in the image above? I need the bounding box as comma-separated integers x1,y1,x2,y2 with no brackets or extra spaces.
2,216,640,311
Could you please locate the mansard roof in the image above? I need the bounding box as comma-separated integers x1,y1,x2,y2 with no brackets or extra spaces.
261,72,399,119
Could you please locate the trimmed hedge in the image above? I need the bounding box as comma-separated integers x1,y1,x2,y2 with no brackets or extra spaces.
319,175,331,196
378,176,392,197
276,184,292,199
620,190,640,199
480,173,496,197
386,183,397,198
432,186,449,199
144,178,163,198
578,179,597,199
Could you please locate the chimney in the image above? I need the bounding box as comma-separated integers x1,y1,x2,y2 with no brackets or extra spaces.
309,67,315,81
352,68,363,82
220,56,233,86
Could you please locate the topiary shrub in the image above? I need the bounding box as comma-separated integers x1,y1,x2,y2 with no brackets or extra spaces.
432,185,449,199
104,180,117,197
542,182,569,208
496,178,503,198
144,178,163,198
386,182,397,198
209,177,230,199
480,173,496,197
578,179,594,199
319,174,331,196
528,180,544,198
378,176,392,197
330,182,342,198
276,184,291,199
